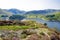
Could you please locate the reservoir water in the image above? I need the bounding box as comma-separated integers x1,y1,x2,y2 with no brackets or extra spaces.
25,18,60,31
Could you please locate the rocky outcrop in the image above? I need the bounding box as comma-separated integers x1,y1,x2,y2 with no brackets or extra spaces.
0,28,60,40
0,20,60,40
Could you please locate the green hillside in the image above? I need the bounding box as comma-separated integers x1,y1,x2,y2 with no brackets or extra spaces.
0,20,60,40
24,12,60,22
44,12,60,21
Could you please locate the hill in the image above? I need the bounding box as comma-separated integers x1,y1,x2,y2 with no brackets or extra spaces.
25,9,60,15
0,8,60,21
6,9,26,15
0,9,12,20
44,12,60,21
24,9,60,22
0,9,12,16
0,20,60,40
0,9,25,21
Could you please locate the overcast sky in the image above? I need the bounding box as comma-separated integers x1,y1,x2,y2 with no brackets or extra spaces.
0,0,60,11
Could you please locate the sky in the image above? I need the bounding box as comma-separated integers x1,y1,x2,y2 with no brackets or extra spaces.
0,0,60,11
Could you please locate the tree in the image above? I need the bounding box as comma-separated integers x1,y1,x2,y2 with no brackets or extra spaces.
9,15,25,20
44,23,47,26
1,15,8,17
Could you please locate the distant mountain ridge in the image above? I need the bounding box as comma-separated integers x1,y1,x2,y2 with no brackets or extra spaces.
5,9,26,15
0,9,12,16
1,8,60,15
0,8,60,21
0,9,25,20
25,9,60,15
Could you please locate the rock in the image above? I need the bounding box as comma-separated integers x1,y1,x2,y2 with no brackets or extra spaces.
26,34,40,40
50,33,59,40
40,35,50,40
0,37,3,40
12,36,20,40
59,34,60,40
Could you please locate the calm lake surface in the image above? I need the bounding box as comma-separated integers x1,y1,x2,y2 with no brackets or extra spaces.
25,18,60,31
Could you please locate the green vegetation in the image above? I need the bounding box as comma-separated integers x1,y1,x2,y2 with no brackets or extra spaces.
0,9,60,40
44,12,60,21
0,20,60,40
9,15,25,20
24,12,60,21
24,14,45,19
0,20,44,30
0,25,38,30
